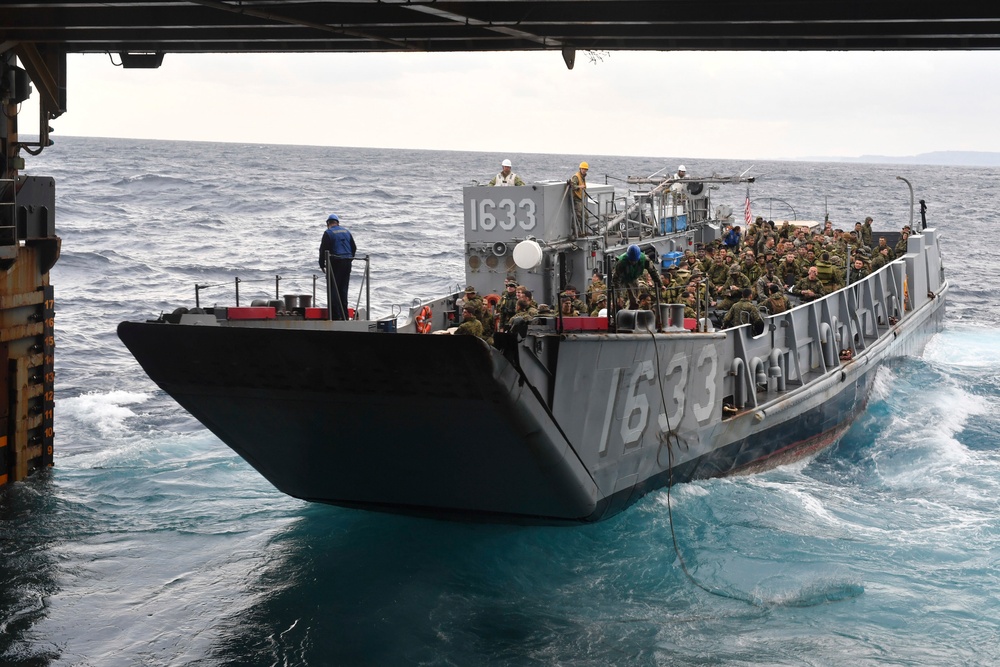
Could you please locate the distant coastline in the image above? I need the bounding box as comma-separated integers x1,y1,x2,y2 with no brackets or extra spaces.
28,135,1000,168
792,151,1000,167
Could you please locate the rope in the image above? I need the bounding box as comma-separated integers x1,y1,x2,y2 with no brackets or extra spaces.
647,328,761,606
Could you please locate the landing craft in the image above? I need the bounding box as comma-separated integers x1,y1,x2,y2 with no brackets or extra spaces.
118,169,947,524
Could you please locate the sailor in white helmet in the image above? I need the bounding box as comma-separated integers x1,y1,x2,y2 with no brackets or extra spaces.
670,164,689,194
488,158,525,187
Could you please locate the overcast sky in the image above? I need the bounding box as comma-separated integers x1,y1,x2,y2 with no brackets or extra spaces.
40,50,1000,159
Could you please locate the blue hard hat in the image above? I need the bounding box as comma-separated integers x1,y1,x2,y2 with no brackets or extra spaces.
627,244,642,262
327,213,340,223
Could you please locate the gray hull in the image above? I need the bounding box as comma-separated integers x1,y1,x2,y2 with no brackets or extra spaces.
118,229,947,524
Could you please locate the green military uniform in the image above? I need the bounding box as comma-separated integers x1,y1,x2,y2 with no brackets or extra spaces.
716,288,742,312
875,240,895,260
722,296,764,332
719,266,751,295
861,218,874,247
455,316,484,338
462,286,484,314
894,235,910,257
563,288,587,315
848,264,870,285
708,259,730,287
814,259,843,291
742,260,762,285
498,286,518,331
589,294,608,316
663,275,686,303
511,299,538,324
765,291,790,314
585,277,606,308
777,258,800,286
793,276,826,302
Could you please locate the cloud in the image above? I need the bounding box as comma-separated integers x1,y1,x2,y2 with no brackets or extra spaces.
49,50,1000,159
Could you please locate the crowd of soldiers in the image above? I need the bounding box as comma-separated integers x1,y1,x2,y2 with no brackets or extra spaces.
453,278,598,344
598,215,911,331
451,215,909,342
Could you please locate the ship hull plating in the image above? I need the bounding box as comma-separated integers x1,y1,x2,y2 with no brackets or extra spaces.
117,282,944,524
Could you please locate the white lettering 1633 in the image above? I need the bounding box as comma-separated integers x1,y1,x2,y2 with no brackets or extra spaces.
469,198,537,232
598,345,718,455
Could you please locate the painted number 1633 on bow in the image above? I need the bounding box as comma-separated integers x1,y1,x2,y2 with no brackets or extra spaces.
468,197,538,232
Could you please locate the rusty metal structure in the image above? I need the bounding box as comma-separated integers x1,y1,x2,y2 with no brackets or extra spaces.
1,1,998,486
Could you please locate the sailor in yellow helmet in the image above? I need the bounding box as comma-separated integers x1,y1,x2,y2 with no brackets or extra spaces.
570,161,589,224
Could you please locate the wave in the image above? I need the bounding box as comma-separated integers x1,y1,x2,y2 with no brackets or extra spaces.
59,390,152,438
924,327,1000,367
113,173,193,189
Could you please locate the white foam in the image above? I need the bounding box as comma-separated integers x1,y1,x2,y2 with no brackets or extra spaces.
868,364,896,403
924,328,1000,368
58,390,151,437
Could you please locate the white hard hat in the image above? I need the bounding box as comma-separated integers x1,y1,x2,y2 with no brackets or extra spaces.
501,159,512,167
678,164,686,172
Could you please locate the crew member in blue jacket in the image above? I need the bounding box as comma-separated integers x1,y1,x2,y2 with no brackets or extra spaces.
319,213,357,320
722,224,742,251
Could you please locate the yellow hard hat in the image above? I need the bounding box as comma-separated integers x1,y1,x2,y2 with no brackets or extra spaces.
579,161,589,169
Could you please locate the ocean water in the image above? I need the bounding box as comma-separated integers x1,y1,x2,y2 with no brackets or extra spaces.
2,136,999,666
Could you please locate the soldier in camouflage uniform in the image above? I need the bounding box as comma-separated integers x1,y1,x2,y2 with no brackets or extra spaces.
715,284,743,312
716,264,751,297
509,293,538,326
461,285,484,317
870,246,891,272
455,303,484,338
741,252,762,285
861,216,874,247
721,288,764,334
589,293,608,316
497,278,519,332
662,267,686,303
814,252,843,291
463,285,495,340
585,273,606,309
699,245,716,274
793,266,826,303
515,286,538,310
894,230,911,258
875,236,895,260
563,284,588,314
847,257,870,285
777,252,801,287
764,283,790,314
707,252,730,287
755,263,779,302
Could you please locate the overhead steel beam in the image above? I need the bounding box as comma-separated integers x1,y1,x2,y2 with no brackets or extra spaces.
2,1,1000,54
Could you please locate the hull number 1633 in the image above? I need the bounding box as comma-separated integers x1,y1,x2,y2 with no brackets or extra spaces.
468,198,537,232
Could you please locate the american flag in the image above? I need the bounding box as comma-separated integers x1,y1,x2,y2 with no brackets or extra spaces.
744,191,752,226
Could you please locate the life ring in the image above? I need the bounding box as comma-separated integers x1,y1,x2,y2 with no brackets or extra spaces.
415,305,432,333
484,294,501,309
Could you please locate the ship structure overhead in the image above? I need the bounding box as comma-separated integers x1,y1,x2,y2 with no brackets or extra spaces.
118,169,948,524
3,2,1000,55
